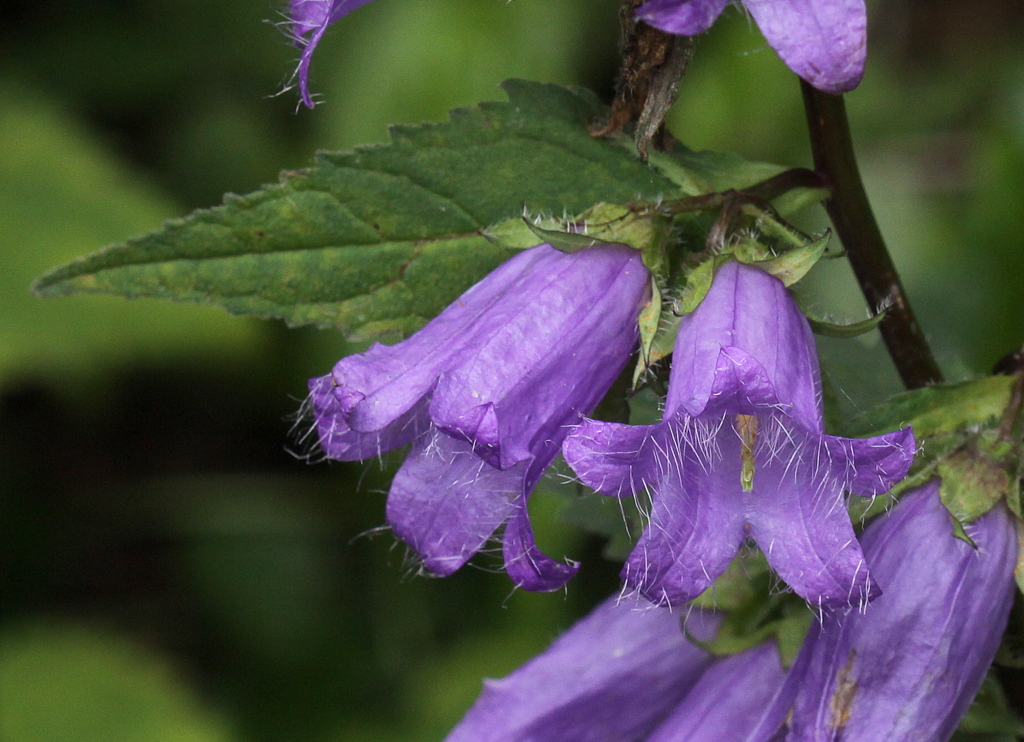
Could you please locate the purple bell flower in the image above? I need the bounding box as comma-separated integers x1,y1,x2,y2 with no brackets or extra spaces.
635,0,867,94
287,0,374,107
778,480,1017,741
563,260,916,608
445,593,795,742
444,595,721,742
309,243,650,591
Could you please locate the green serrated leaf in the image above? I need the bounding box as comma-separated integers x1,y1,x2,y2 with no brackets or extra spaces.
35,80,681,338
845,379,1018,527
643,150,712,196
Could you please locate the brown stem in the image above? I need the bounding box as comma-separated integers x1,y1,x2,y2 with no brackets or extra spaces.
743,167,827,202
800,80,943,390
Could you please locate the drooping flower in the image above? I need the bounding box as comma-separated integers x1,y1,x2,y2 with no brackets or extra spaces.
309,242,650,591
778,480,1017,741
444,595,722,742
563,260,916,608
636,0,867,94
444,592,798,742
287,0,375,107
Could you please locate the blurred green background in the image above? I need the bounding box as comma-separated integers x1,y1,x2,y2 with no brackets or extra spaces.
1,1,1022,740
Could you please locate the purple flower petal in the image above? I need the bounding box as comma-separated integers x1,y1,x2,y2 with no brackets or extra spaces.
647,642,788,741
332,245,560,441
636,0,731,35
636,0,867,93
743,0,867,94
783,481,1017,740
746,417,878,608
430,244,648,470
444,596,721,742
503,497,580,592
821,425,917,497
386,429,521,577
621,414,748,606
308,373,430,460
561,419,664,498
666,261,822,432
288,0,377,108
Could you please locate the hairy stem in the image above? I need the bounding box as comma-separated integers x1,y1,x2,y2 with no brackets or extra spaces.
800,80,943,390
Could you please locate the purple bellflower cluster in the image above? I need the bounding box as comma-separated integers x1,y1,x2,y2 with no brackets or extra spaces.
444,481,1017,742
308,242,650,591
564,260,916,609
637,0,867,94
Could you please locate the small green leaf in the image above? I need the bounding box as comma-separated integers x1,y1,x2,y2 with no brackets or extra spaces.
522,221,602,253
575,203,670,261
675,254,733,316
482,214,561,249
948,509,979,548
744,232,830,287
807,312,885,339
633,279,663,387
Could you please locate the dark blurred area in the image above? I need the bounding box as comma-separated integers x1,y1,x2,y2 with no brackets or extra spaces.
1,0,1023,740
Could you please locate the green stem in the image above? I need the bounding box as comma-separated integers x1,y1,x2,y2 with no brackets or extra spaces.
800,80,943,390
